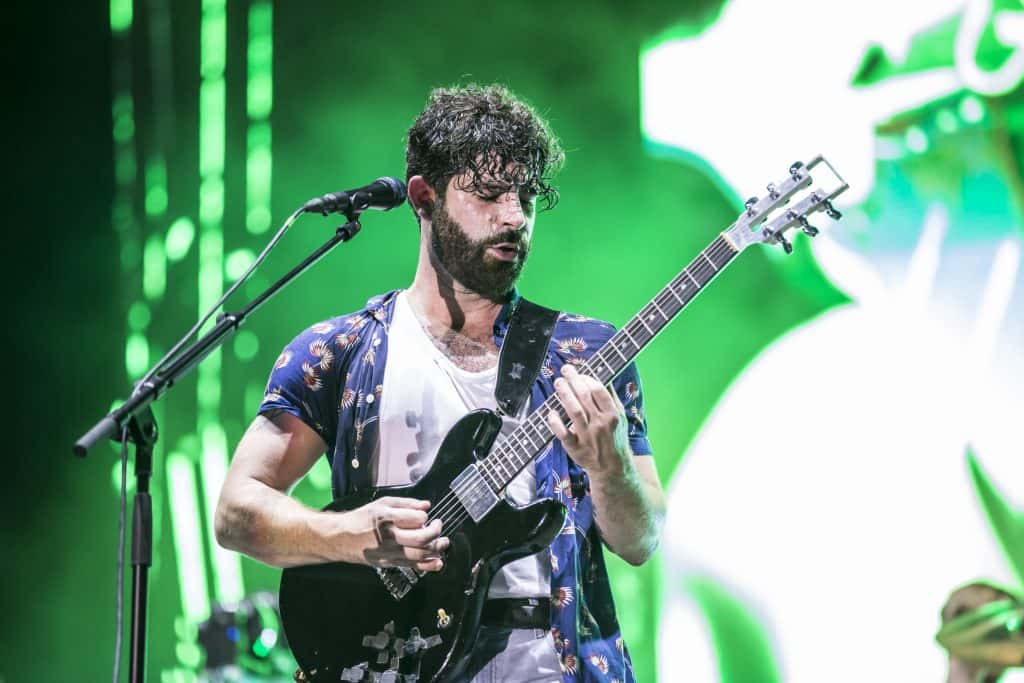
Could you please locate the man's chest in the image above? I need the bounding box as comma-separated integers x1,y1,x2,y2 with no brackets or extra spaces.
426,329,500,373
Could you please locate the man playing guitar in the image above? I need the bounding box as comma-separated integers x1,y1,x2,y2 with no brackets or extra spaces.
215,83,665,682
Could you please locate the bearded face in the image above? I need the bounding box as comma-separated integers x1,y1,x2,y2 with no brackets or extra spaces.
429,197,531,299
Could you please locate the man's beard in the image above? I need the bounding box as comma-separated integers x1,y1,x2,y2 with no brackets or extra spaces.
429,201,529,300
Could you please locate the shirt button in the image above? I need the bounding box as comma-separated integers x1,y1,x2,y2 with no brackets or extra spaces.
351,458,360,469
365,394,374,404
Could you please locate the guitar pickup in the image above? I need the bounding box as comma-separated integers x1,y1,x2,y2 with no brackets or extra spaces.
450,464,500,522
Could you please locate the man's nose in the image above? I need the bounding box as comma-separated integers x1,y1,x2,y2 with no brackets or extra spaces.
498,192,526,229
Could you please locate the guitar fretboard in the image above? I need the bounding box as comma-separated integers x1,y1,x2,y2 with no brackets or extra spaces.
477,234,740,492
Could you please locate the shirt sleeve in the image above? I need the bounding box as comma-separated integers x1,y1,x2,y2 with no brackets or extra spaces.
611,361,653,456
259,321,345,447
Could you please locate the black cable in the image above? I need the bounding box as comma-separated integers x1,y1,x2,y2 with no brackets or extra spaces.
113,425,129,682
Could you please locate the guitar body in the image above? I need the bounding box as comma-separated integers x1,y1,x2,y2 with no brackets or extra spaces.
279,410,567,682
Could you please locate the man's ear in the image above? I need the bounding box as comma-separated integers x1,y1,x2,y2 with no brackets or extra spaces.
407,175,436,219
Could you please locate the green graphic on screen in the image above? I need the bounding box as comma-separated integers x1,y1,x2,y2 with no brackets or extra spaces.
642,1,1024,681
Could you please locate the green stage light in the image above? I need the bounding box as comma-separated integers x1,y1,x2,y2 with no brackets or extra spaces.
145,157,168,217
115,152,136,186
200,423,244,603
224,248,255,281
126,332,149,380
110,0,131,33
143,234,167,301
112,94,134,143
165,217,195,262
244,381,264,422
128,301,150,331
233,330,259,362
167,452,212,624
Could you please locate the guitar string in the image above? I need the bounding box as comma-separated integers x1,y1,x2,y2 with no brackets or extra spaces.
422,238,735,535
423,238,734,533
422,238,733,534
422,252,733,559
434,242,734,535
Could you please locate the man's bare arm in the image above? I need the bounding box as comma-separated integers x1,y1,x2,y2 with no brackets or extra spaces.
214,410,447,570
547,364,665,566
588,455,665,566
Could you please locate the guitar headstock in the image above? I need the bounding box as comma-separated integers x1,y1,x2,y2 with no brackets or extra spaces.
722,155,849,254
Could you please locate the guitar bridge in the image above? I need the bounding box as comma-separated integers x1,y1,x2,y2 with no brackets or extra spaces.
376,566,419,600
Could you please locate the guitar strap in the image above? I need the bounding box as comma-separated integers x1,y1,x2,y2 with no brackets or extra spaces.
494,297,559,417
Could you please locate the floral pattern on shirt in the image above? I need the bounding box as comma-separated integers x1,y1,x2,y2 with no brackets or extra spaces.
261,289,651,682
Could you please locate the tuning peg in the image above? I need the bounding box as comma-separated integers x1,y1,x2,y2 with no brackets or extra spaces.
798,216,819,237
789,161,805,178
766,182,780,199
777,232,793,254
824,200,842,220
744,196,758,215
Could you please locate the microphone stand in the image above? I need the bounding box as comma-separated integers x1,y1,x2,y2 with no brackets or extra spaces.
74,210,363,683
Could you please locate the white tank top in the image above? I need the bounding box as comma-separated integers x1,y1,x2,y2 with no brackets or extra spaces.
372,291,550,598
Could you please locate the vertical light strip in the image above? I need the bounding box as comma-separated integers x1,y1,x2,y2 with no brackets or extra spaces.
145,156,169,218
167,452,212,622
197,0,226,426
110,0,132,33
201,423,244,602
197,0,244,604
111,0,137,386
143,233,167,300
246,1,273,235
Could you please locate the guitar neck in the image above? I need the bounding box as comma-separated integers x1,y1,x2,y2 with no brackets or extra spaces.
479,234,741,492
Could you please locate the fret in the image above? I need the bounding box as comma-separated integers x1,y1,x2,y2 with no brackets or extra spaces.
619,326,641,350
488,461,505,490
504,451,525,476
552,395,570,421
700,250,718,271
483,236,743,492
709,240,736,269
650,298,669,320
521,422,544,456
529,418,551,444
479,460,498,490
667,280,687,305
585,352,606,385
607,339,629,362
528,423,552,456
517,425,540,451
493,452,512,480
508,430,529,459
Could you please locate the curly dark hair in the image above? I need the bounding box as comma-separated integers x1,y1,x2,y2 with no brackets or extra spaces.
405,84,564,212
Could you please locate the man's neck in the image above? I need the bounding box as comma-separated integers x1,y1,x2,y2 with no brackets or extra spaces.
405,272,506,343
406,235,510,342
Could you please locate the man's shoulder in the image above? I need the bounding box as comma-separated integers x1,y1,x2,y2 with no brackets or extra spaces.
286,290,399,348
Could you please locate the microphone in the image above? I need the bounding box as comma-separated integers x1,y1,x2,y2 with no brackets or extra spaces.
302,177,408,216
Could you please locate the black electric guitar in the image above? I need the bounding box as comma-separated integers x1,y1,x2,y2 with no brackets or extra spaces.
279,156,849,682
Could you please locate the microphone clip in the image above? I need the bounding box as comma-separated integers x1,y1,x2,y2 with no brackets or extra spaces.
304,191,371,219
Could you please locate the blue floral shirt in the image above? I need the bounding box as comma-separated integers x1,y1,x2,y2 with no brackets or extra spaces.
261,289,653,682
